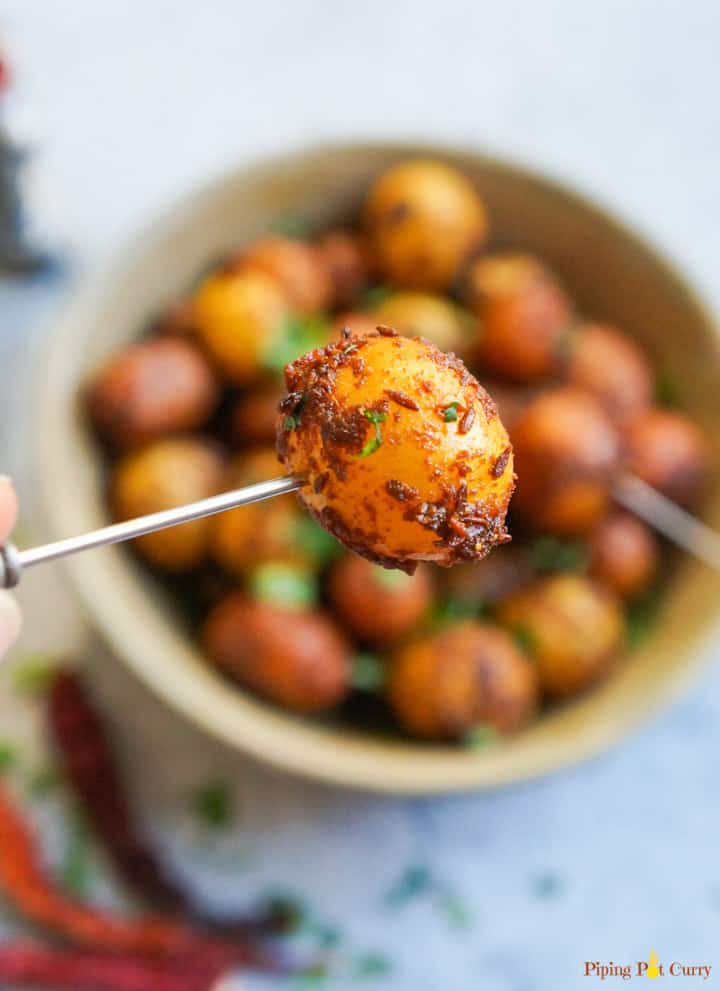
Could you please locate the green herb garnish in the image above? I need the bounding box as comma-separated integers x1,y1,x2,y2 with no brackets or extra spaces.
384,865,433,908
265,317,328,374
626,587,662,650
374,567,411,590
529,535,588,574
358,409,387,457
655,371,681,408
443,401,461,422
512,626,538,655
250,562,317,609
361,285,394,309
0,742,17,774
192,782,234,830
293,516,341,566
12,655,56,695
351,653,386,692
465,724,499,750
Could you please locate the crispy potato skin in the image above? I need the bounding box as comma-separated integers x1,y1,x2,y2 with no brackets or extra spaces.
388,621,538,739
511,387,621,536
210,448,308,576
203,594,350,712
328,554,432,646
589,511,659,600
374,292,474,354
315,230,370,309
626,407,710,507
564,323,653,423
87,338,218,448
465,253,572,382
277,332,514,571
498,574,624,699
232,236,332,315
364,160,488,291
111,438,225,571
193,269,290,384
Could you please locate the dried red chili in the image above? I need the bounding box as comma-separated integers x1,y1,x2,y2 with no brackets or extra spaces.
0,943,223,991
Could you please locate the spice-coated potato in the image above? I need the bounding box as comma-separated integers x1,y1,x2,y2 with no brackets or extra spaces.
626,407,709,507
464,254,572,382
232,236,333,315
210,448,309,576
511,388,621,536
588,511,659,600
203,593,350,712
231,382,285,448
327,554,433,646
374,292,474,354
387,621,538,740
364,160,488,291
193,269,290,384
87,338,218,448
564,323,653,423
498,574,624,699
277,331,514,572
441,545,534,608
111,438,225,571
315,230,370,309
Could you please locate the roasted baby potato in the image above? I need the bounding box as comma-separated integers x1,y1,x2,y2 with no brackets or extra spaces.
464,253,572,382
315,229,370,309
87,338,218,448
626,407,709,507
328,554,432,646
203,593,350,712
374,291,474,353
588,511,659,600
511,387,621,536
111,437,225,570
231,235,332,315
277,331,514,571
387,621,538,739
364,160,488,291
193,269,290,384
498,574,624,699
564,323,653,423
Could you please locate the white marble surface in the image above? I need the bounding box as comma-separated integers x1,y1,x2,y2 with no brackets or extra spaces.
1,2,720,988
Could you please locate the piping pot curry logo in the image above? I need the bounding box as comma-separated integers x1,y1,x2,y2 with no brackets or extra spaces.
584,951,712,981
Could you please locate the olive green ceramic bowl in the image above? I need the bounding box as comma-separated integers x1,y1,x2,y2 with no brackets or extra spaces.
35,143,720,793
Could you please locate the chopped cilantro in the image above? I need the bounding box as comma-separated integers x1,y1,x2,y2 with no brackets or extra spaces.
358,409,387,457
12,655,56,695
351,952,393,979
250,562,317,609
512,626,538,655
284,414,299,431
626,587,662,650
655,371,681,408
431,598,489,628
265,316,328,374
465,725,500,750
529,535,588,574
443,401,460,422
351,653,386,691
361,285,394,309
374,567,411,590
293,516,341,566
192,782,234,829
61,808,91,897
0,742,17,774
384,864,433,908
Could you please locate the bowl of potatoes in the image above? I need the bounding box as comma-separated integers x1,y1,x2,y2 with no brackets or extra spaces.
36,142,720,793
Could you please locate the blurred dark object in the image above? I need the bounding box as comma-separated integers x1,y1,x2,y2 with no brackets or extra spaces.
0,54,56,276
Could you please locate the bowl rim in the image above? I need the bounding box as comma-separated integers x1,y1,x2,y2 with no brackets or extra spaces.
32,139,720,794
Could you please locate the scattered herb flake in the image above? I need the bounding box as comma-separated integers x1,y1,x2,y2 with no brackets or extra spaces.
465,725,500,750
192,782,234,830
361,285,394,310
284,414,299,431
359,409,386,458
265,316,328,374
12,655,56,695
443,401,461,422
61,809,91,897
655,371,681,408
294,516,341,566
351,952,393,979
626,587,662,650
384,864,433,908
512,626,538,656
250,562,317,609
0,742,17,774
529,535,588,574
431,598,488,628
352,653,386,692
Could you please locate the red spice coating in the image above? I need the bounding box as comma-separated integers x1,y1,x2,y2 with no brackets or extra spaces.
203,594,351,712
277,332,514,572
87,338,218,448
